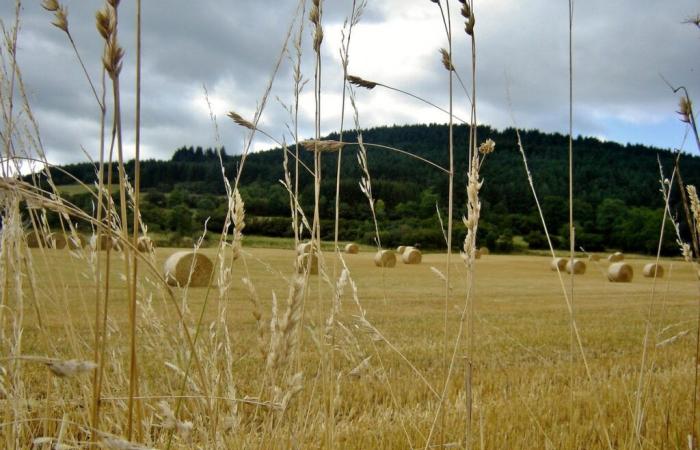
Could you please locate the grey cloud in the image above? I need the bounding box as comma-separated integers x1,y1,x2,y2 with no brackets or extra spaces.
3,0,699,167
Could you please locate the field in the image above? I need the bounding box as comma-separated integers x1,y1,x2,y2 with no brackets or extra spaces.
10,245,698,448
2,0,699,448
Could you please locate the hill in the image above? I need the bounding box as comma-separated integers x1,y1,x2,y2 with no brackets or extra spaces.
42,123,700,254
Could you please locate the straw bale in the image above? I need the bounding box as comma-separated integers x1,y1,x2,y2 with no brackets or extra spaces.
90,234,119,251
26,231,45,248
642,263,664,278
297,242,313,255
608,252,624,263
297,253,319,275
67,234,86,250
374,250,396,268
345,243,359,254
396,245,406,254
550,257,567,271
46,233,66,249
137,236,154,253
164,251,213,287
608,262,633,282
402,247,422,264
566,259,586,275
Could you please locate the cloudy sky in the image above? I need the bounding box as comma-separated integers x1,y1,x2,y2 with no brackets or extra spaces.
2,0,699,165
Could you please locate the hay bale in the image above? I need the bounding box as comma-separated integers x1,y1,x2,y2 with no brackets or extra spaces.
588,254,600,262
396,245,406,254
608,262,633,282
164,251,213,287
137,236,154,253
608,252,624,263
566,259,587,275
297,242,313,255
297,253,319,275
550,257,567,271
46,233,67,250
479,247,490,255
475,249,482,259
90,234,120,251
26,231,45,248
67,234,86,250
345,243,359,254
642,263,664,278
402,247,422,264
374,250,396,268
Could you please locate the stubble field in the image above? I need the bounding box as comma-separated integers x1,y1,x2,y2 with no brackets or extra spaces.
13,245,698,449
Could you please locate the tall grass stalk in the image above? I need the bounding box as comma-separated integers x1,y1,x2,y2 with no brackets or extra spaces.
566,1,577,446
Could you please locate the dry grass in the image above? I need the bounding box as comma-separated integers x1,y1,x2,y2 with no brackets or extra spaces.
8,248,698,448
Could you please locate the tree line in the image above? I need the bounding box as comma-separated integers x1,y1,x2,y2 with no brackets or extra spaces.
39,123,700,254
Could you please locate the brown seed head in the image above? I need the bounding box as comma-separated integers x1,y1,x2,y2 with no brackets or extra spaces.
478,138,495,155
227,111,255,131
95,7,114,40
314,27,324,53
347,75,377,90
103,39,125,78
678,96,692,123
107,0,120,8
41,0,59,12
301,139,345,153
52,5,69,33
309,6,320,25
439,48,454,71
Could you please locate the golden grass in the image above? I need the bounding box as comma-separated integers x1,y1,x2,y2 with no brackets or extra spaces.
14,248,699,448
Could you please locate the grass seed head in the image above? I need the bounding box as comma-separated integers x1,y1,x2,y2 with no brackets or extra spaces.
347,75,377,90
678,96,692,123
51,5,69,33
478,138,495,155
227,111,255,130
41,0,59,12
96,7,114,40
440,48,455,71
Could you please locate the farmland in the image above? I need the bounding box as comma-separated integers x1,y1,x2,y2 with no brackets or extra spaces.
13,246,699,448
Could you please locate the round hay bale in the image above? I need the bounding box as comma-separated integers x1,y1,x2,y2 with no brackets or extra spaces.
297,253,319,275
643,263,664,278
67,234,86,250
475,249,482,259
164,251,213,287
396,245,406,254
608,262,633,282
47,233,67,250
90,234,118,251
588,254,600,262
402,247,422,264
344,243,359,254
297,242,313,255
479,247,490,255
374,250,396,268
137,236,154,253
26,231,45,248
566,259,587,275
608,252,624,263
550,257,567,271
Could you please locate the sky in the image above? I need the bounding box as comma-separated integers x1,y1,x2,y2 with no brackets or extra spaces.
1,0,699,166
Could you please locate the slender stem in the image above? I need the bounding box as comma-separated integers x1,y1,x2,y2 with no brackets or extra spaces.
567,1,576,447
128,0,143,442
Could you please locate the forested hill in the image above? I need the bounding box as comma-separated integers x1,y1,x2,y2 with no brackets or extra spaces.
48,123,700,254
